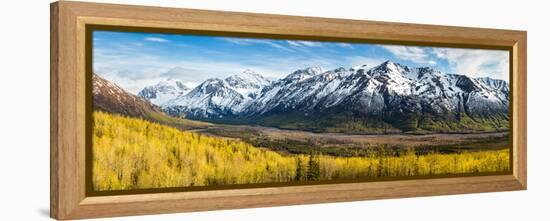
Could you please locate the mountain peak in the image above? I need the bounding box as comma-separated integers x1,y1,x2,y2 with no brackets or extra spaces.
285,66,324,81
93,73,164,118
157,78,189,90
305,66,323,74
379,60,400,68
295,66,323,74
203,78,225,85
370,60,412,75
230,69,267,81
165,70,271,116
225,70,270,89
333,67,347,72
138,78,191,106
351,64,373,70
240,69,260,76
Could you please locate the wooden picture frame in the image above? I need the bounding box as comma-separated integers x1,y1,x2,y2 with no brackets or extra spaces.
50,1,527,220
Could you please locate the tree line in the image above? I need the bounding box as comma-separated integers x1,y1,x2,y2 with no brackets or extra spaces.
92,111,510,191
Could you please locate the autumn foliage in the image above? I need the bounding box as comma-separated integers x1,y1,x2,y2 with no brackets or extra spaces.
92,111,509,191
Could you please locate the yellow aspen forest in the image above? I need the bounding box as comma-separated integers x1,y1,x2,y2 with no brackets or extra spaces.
92,111,510,191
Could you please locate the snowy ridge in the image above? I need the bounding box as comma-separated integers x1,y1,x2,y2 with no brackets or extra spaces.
163,70,270,118
141,60,509,131
138,78,190,106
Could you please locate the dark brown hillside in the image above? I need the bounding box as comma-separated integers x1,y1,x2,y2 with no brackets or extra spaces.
92,73,210,130
93,73,163,117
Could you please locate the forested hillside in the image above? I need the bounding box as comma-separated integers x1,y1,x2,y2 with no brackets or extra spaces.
92,111,509,190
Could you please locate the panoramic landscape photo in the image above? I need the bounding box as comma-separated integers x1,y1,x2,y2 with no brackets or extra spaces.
91,30,511,191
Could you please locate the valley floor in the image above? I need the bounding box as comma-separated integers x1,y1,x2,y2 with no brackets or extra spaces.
194,123,509,156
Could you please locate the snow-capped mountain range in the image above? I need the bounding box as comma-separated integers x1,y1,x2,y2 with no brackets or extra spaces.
159,70,271,118
138,61,510,133
137,78,191,106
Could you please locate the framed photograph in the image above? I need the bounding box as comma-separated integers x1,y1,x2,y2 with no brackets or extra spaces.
50,1,527,219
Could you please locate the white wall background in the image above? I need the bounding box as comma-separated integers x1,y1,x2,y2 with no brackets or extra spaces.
0,0,547,220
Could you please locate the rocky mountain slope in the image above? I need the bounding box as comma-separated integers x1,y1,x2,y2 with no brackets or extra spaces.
139,61,510,133
93,73,163,117
162,70,270,118
138,78,190,106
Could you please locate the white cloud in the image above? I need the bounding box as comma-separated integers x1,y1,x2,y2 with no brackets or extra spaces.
380,45,436,65
433,48,509,80
144,37,169,43
286,40,301,47
300,41,321,47
99,72,166,94
337,43,354,49
93,50,172,93
221,38,295,52
286,40,322,47
222,38,261,45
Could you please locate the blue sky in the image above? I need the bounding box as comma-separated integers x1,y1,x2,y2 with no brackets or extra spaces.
93,30,509,94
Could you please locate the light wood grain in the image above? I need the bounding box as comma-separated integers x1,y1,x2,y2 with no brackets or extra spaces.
50,1,527,219
516,34,528,187
50,2,59,218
